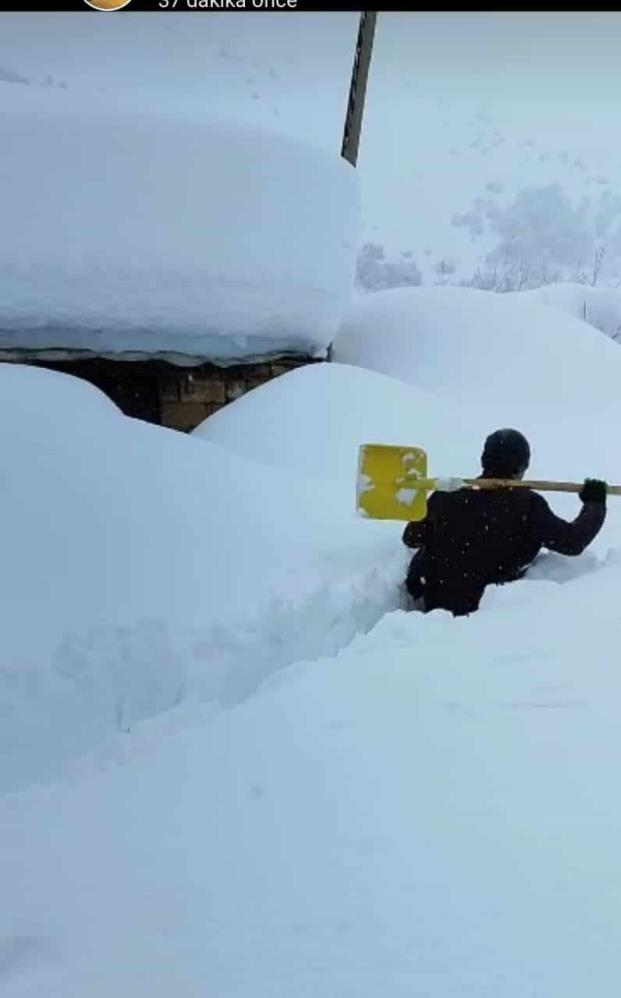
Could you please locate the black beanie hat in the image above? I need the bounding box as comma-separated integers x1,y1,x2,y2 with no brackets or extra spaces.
481,428,531,477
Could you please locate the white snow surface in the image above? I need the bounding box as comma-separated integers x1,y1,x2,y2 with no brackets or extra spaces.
3,284,621,996
0,88,359,363
193,361,491,483
517,281,621,343
333,285,621,416
0,362,412,792
4,559,621,998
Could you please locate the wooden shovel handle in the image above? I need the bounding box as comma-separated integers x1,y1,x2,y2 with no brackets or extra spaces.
451,478,621,496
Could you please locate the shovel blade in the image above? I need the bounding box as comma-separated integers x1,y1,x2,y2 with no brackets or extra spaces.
357,444,429,521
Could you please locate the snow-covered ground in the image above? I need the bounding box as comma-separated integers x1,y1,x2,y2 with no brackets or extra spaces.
517,282,621,343
3,280,621,995
3,14,621,991
5,568,621,998
333,284,621,447
0,362,412,793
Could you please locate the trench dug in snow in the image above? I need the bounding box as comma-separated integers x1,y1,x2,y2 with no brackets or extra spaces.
1,554,408,793
2,547,607,795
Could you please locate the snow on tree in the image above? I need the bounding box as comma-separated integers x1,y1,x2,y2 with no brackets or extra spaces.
454,183,621,290
355,243,423,292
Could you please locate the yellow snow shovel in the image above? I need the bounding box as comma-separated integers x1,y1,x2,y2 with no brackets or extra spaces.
356,443,621,522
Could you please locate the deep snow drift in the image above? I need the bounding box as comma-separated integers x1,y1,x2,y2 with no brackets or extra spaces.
3,555,621,998
200,291,621,495
0,362,415,792
518,282,621,343
333,284,621,416
0,87,359,363
193,360,492,484
3,283,621,996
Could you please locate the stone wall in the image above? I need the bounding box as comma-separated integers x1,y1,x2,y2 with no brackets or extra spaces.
17,355,319,432
158,357,317,431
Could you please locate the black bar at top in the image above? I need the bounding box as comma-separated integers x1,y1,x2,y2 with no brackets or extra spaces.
1,2,554,11
4,0,359,8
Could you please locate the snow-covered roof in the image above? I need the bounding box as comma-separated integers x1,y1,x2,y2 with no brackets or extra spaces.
0,88,360,365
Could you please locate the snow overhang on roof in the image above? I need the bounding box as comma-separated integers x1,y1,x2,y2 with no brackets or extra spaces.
0,90,360,363
0,343,323,368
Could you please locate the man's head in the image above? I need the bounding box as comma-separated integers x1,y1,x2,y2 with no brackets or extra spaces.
481,428,530,479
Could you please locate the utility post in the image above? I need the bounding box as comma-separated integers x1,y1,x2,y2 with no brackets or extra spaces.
341,11,377,168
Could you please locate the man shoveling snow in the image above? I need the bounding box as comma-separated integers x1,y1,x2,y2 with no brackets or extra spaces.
403,428,607,617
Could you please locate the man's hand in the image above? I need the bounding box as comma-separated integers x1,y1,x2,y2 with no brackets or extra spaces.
579,478,608,504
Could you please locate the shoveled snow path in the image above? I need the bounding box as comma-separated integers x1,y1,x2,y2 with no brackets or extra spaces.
1,548,407,793
2,551,621,997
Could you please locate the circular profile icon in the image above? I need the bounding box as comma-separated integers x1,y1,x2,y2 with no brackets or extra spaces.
84,0,132,9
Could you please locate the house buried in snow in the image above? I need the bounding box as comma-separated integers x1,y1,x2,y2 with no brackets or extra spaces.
0,91,359,430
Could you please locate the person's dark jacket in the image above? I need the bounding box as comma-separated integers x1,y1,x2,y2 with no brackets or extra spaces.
403,485,606,617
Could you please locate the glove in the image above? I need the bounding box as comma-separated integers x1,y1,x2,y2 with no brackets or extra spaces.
579,478,608,504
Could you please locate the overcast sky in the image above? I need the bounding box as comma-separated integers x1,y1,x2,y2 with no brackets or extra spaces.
4,11,621,255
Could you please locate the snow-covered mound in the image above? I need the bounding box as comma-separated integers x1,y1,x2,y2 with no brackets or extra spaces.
517,282,621,343
0,87,359,364
15,352,617,793
333,285,621,415
192,361,490,484
194,330,621,508
0,362,413,791
0,359,119,421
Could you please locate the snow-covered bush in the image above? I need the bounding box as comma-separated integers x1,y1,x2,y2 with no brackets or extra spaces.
454,183,621,290
355,242,423,292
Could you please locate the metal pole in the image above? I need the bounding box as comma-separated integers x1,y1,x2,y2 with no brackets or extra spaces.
341,11,377,168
